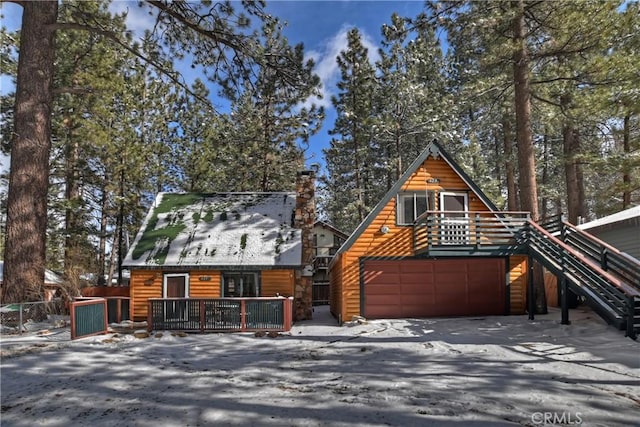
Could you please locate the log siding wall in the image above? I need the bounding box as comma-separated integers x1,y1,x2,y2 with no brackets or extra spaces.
333,156,527,321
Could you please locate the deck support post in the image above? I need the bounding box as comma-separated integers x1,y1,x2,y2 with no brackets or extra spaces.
560,277,570,325
528,255,535,320
626,296,636,340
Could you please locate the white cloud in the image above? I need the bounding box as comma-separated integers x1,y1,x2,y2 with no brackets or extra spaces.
109,1,156,38
303,25,380,109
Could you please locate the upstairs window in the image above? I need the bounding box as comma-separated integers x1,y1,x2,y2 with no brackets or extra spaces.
397,192,431,225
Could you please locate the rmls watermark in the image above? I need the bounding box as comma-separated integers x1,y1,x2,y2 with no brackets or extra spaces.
531,412,583,425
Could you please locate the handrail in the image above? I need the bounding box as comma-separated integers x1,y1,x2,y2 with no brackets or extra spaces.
526,220,640,297
526,220,639,339
539,215,640,291
562,220,640,288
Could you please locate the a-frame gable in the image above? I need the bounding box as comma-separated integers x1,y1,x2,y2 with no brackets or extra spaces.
334,140,499,257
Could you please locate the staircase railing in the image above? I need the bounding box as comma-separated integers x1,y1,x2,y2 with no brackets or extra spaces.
525,220,639,339
540,216,640,292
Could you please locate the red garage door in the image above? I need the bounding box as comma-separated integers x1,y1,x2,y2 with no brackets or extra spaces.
363,258,506,319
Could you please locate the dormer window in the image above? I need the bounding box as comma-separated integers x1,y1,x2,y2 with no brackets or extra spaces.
397,192,433,225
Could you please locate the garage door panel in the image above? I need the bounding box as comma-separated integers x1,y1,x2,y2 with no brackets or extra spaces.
400,283,435,295
366,285,400,297
363,258,505,319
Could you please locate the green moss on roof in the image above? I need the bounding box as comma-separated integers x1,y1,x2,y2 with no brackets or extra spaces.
131,193,206,261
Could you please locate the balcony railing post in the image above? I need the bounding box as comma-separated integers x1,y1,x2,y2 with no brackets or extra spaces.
601,247,608,271
475,213,481,246
427,215,433,249
147,299,153,333
200,299,205,333
284,297,293,331
240,299,246,331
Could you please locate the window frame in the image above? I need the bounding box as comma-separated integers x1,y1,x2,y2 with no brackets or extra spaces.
221,272,260,297
396,192,432,226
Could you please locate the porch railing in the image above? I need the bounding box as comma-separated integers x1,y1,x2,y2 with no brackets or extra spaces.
413,210,531,254
147,297,293,333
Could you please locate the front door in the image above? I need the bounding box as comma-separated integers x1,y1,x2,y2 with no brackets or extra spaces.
164,274,189,320
440,192,469,244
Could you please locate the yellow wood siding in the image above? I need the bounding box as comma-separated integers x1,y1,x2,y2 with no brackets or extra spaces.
329,254,343,320
130,269,162,321
189,271,222,298
509,255,527,314
338,156,499,321
130,270,221,321
262,270,295,297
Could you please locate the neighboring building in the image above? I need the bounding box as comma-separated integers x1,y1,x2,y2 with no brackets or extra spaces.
329,141,529,323
0,261,64,302
577,206,640,260
123,172,315,321
312,221,347,305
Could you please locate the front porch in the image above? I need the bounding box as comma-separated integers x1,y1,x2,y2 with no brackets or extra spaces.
413,210,531,256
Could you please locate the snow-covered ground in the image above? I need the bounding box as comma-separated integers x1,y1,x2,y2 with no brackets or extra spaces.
1,306,638,426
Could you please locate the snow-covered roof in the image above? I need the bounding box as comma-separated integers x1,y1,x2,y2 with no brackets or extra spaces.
578,206,640,231
0,261,63,285
123,192,302,269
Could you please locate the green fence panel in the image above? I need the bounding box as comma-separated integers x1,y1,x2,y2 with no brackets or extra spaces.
72,299,107,339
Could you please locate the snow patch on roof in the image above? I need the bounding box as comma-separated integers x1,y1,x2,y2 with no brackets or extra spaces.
123,192,302,268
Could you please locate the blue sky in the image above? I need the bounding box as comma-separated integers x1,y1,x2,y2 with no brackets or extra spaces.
0,1,427,172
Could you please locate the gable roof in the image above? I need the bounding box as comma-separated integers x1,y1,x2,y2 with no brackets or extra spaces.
314,220,348,239
123,192,302,269
335,140,499,257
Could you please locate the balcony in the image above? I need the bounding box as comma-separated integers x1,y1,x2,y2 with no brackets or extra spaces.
413,211,530,256
314,255,332,270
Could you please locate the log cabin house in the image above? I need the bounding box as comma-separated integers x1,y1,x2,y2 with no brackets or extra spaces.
329,141,530,323
123,172,316,324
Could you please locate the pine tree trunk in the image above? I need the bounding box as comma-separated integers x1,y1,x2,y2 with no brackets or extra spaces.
512,0,539,221
541,133,549,219
512,0,545,314
64,117,81,288
622,114,631,208
563,124,581,224
2,1,58,303
97,184,109,286
502,113,518,211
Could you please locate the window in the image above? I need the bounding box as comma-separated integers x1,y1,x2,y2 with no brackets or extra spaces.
222,272,260,297
397,192,432,225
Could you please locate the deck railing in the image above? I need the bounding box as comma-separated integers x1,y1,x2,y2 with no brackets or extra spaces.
147,297,293,333
413,210,530,254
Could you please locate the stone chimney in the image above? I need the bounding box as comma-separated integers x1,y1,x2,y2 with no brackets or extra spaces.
293,170,315,321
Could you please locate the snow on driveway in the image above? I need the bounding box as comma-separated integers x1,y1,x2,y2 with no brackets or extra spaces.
1,306,638,426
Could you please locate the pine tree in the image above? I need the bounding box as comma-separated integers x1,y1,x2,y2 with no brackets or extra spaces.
323,28,377,232
3,0,321,303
